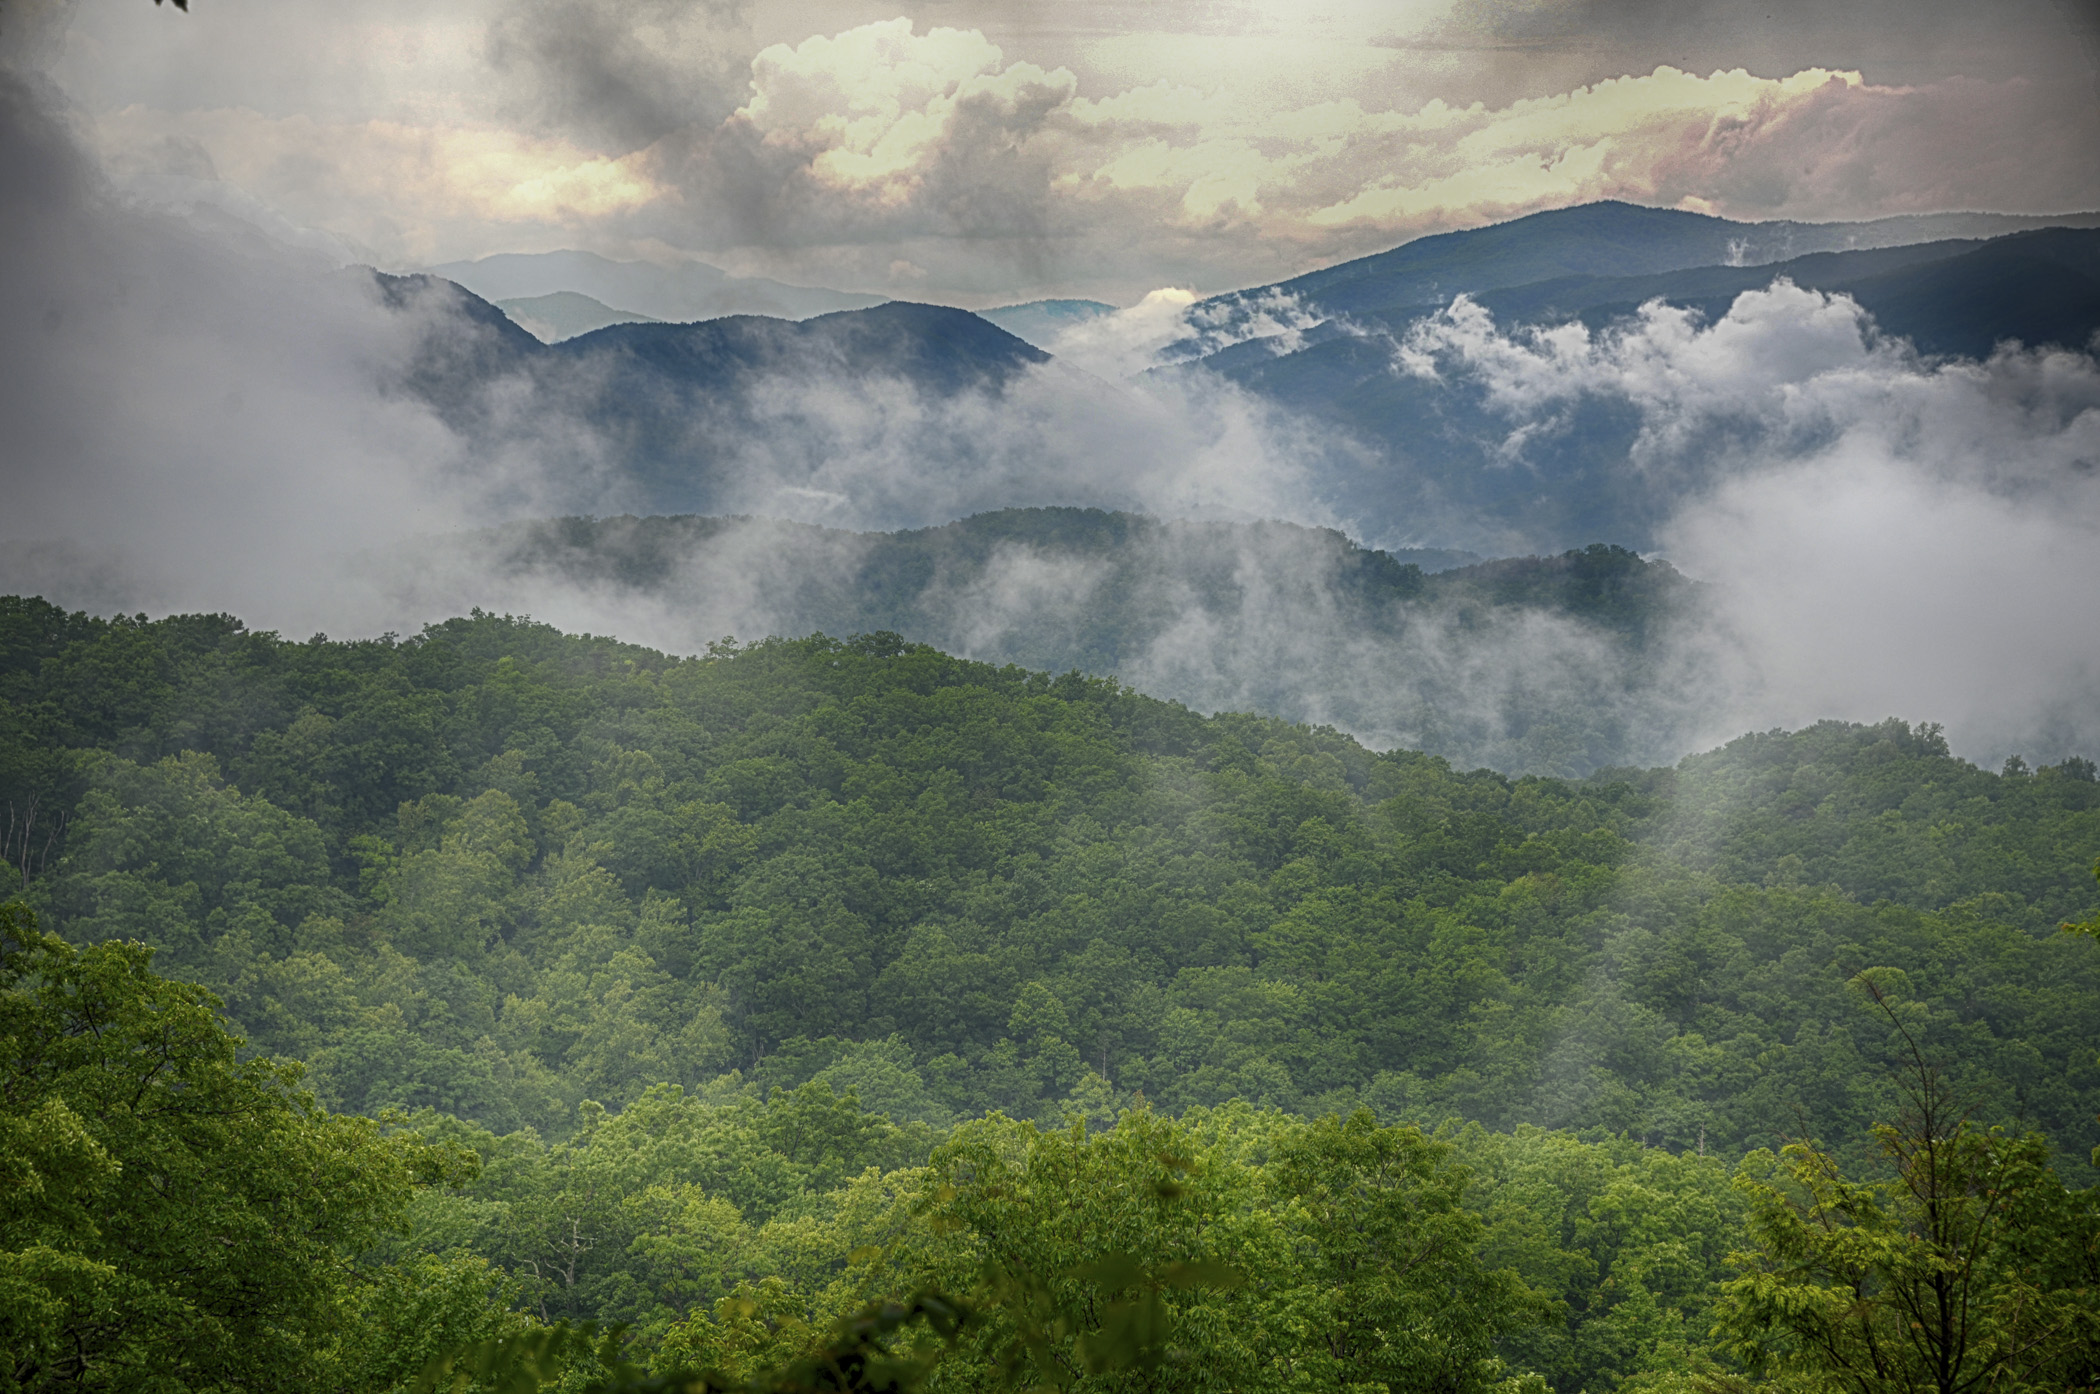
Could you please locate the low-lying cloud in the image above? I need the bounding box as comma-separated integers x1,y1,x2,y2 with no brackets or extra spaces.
1401,281,2100,764
0,61,690,637
363,513,1725,777
0,70,459,632
701,361,1334,530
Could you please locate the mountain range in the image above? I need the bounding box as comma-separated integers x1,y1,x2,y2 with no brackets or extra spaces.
391,202,2100,556
1171,210,2100,549
495,290,659,342
1195,201,2100,329
428,249,887,323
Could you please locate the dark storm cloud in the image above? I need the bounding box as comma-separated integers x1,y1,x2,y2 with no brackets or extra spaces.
487,0,755,154
646,77,1073,253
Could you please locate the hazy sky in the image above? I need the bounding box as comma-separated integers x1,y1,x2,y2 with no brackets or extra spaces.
35,0,2100,301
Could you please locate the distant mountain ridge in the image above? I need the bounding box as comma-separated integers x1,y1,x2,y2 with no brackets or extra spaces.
378,275,1060,523
428,249,887,323
381,201,2100,561
494,291,658,342
972,299,1118,349
1199,223,2100,370
1163,208,2100,552
1204,201,2100,325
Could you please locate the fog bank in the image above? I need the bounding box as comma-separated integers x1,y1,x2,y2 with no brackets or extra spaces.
1400,283,2100,766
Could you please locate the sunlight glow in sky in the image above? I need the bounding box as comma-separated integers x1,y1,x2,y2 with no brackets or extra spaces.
29,0,2100,300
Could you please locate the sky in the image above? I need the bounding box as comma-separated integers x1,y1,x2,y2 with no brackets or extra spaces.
32,0,2100,302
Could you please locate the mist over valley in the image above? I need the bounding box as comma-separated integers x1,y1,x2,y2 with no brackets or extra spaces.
371,508,1707,776
6,4,2100,1390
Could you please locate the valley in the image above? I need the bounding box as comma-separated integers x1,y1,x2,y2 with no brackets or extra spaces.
7,9,2100,1377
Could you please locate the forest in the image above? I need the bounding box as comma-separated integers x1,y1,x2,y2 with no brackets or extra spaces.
5,594,2099,1392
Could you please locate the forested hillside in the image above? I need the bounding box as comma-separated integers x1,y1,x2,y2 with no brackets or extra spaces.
11,0,2100,1371
5,594,2100,1389
5,594,2095,1149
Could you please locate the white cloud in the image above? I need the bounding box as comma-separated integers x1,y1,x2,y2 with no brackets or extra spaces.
1671,452,2100,763
1400,281,2100,762
59,7,2100,296
0,67,638,633
739,20,1075,203
1037,287,1198,378
1404,280,2100,478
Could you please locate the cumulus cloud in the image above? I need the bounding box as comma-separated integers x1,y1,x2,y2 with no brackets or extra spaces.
692,48,2087,292
629,17,1083,287
670,35,2097,294
1400,282,2100,763
1060,63,2097,243
737,21,1072,204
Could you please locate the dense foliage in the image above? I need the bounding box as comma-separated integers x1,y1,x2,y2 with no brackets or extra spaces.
0,904,523,1390
4,596,2094,1152
399,1095,1561,1391
1721,1102,2100,1393
3,594,2098,1392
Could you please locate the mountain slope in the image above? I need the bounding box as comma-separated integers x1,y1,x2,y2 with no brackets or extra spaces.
1439,226,2100,357
6,595,2096,1163
544,303,1053,514
1181,223,2100,552
368,507,1719,776
495,290,659,342
375,274,1057,520
1212,201,2100,322
1834,227,2100,357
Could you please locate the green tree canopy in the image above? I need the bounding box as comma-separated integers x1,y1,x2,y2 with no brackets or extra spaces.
1715,991,2100,1394
0,903,508,1390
